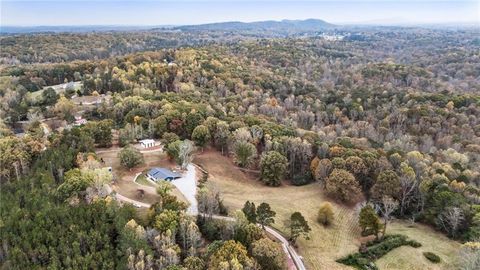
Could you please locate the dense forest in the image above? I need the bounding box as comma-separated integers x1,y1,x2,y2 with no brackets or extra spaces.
1,24,480,269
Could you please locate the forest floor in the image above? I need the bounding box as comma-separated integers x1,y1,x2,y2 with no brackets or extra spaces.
193,149,461,270
97,147,188,206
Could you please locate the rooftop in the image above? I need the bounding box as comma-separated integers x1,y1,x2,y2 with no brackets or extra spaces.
147,167,181,180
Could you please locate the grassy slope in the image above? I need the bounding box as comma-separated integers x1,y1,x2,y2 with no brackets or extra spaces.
194,150,461,270
376,222,460,270
136,174,157,188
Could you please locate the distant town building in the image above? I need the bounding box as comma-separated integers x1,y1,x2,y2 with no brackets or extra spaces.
319,32,348,41
146,167,181,182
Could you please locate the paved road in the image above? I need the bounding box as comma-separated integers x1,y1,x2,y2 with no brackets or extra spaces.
265,226,306,270
102,146,306,270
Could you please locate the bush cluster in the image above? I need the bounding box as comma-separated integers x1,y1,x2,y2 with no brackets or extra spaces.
337,234,421,270
423,252,441,263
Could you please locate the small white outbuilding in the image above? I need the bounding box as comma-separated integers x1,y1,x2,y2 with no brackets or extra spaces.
139,139,156,148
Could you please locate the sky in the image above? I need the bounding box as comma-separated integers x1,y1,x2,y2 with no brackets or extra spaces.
1,0,479,26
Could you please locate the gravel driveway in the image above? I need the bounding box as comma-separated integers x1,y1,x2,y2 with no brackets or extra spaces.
171,164,198,215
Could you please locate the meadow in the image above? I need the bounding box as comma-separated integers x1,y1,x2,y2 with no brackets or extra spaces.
194,150,461,270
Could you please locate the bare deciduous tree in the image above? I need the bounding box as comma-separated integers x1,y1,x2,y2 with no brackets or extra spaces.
376,196,399,237
437,207,465,238
152,230,180,268
178,216,202,256
196,187,220,219
398,165,417,216
127,248,154,270
178,139,195,170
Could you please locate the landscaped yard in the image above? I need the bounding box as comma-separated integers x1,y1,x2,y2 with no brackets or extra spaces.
97,148,188,206
194,149,461,270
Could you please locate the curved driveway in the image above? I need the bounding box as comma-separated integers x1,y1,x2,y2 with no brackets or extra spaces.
101,145,305,270
114,187,306,270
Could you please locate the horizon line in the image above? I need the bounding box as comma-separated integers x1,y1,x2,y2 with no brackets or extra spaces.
1,19,479,28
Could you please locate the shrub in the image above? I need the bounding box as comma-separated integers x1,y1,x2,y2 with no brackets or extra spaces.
118,145,144,169
409,241,422,248
337,234,421,270
423,252,441,263
291,172,312,186
317,202,334,226
197,217,232,241
337,254,378,270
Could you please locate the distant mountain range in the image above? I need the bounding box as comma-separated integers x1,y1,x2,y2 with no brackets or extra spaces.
0,25,159,34
175,19,335,32
1,19,335,34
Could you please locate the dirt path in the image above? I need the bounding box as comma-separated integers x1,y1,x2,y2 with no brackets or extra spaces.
115,193,151,208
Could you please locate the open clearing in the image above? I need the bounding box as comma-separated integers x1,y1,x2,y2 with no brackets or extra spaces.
376,221,460,270
97,148,188,206
28,81,83,101
194,149,461,270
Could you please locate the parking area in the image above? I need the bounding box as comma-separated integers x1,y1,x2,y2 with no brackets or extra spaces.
170,164,198,215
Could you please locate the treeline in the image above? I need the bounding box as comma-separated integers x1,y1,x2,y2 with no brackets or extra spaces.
0,125,135,268
0,123,288,269
0,31,213,64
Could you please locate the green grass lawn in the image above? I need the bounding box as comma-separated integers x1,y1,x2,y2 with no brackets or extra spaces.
376,221,460,270
28,82,83,102
136,174,157,188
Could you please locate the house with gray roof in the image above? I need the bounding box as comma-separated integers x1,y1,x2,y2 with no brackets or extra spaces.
147,167,181,182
